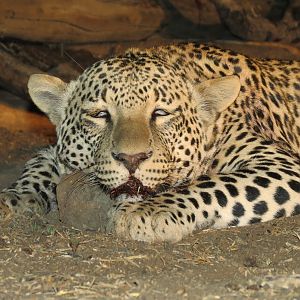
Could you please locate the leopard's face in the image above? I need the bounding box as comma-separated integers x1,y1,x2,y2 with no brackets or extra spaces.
56,56,207,196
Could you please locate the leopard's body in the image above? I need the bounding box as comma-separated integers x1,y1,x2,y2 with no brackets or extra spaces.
1,43,300,242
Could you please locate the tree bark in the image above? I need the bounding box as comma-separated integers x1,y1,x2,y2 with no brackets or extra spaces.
0,0,165,43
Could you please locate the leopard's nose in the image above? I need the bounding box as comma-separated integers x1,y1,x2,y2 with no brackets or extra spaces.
112,151,153,174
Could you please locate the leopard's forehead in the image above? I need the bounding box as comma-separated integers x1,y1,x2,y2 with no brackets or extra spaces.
76,54,188,109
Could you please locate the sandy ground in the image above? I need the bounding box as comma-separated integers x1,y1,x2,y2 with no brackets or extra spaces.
1,211,299,300
0,47,300,299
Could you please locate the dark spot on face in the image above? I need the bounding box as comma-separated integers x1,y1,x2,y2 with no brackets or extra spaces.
234,66,242,74
183,161,190,167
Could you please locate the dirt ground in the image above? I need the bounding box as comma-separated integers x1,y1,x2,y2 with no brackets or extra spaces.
0,48,300,299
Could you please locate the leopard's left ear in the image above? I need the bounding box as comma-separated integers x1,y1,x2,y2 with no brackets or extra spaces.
28,74,69,126
193,75,241,124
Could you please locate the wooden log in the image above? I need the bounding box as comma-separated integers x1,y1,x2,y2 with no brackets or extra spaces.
0,46,41,97
0,44,81,98
0,0,165,43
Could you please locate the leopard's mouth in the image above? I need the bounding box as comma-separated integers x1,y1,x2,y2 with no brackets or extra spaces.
110,176,155,200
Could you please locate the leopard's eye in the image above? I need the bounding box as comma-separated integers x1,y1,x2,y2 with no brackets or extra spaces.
151,109,170,120
90,110,111,120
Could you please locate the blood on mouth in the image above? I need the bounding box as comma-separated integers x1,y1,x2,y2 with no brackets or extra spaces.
110,176,154,200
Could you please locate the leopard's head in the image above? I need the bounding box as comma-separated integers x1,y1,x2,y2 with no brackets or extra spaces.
28,52,240,199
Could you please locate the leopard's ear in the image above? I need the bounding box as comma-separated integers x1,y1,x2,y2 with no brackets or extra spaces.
28,74,68,126
193,75,241,124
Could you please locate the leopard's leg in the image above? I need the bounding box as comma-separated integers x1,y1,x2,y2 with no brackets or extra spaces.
108,144,300,242
0,146,60,219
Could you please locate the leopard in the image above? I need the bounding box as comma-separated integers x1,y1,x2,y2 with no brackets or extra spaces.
1,43,300,242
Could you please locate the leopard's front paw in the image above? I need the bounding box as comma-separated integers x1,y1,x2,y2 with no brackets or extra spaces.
0,191,43,221
0,193,14,220
0,191,22,220
107,201,195,242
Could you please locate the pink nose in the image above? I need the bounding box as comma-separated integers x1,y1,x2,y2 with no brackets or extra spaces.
112,151,153,174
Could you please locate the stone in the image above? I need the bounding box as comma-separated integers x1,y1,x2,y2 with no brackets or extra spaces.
214,0,300,43
57,171,113,231
169,0,220,25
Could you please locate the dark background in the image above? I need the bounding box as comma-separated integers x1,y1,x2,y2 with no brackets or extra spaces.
0,0,299,100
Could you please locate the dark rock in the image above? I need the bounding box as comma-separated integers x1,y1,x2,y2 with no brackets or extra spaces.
57,171,113,231
214,0,300,43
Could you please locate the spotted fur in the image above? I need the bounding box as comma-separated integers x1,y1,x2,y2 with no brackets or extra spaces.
1,43,300,242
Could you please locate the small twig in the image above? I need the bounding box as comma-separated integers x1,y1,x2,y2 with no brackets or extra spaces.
63,49,85,71
293,231,300,241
